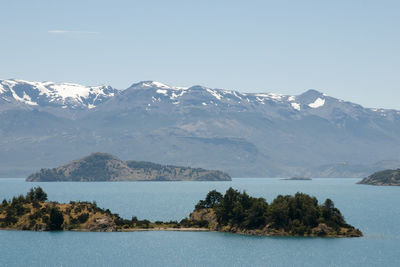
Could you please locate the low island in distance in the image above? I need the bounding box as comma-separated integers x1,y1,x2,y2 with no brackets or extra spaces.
281,176,312,181
357,169,400,186
26,152,231,182
0,187,362,237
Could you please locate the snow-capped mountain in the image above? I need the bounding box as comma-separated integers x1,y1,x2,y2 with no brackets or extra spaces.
1,78,400,178
1,79,398,121
0,79,118,109
98,80,400,122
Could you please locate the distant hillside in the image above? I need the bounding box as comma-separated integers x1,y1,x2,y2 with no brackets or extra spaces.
26,153,231,182
3,79,400,178
357,169,400,186
126,161,231,181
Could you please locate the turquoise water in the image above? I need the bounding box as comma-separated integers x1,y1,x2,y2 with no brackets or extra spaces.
1,178,399,267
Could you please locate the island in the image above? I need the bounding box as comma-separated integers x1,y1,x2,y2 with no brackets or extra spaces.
357,169,400,186
26,152,231,182
282,176,312,181
0,187,362,237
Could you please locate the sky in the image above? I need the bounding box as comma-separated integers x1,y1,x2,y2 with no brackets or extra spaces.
0,0,399,109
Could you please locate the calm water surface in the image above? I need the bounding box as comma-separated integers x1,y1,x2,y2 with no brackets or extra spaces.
0,178,399,267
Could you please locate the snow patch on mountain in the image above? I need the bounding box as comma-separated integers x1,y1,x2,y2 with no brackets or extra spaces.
139,81,188,91
254,93,283,101
171,90,186,100
0,84,6,94
233,91,243,100
206,88,223,100
156,89,168,96
10,88,38,106
256,97,265,104
0,79,116,109
308,98,325,108
291,103,301,111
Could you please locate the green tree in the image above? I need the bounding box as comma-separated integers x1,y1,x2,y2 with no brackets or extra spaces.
47,207,64,230
77,213,89,223
34,187,48,202
26,187,48,202
204,190,223,208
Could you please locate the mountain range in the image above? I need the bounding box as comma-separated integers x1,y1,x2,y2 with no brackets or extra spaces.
1,78,400,178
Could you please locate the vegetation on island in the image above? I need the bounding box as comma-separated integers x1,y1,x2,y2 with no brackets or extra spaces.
26,152,231,182
0,187,208,231
189,188,362,237
0,187,361,237
0,187,152,231
358,169,400,186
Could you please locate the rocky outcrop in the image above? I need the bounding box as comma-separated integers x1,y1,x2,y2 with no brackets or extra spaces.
86,217,117,232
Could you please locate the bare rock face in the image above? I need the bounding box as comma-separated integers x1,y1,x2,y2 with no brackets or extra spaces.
86,216,117,232
190,209,219,230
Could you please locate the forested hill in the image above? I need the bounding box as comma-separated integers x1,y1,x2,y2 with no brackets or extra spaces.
190,188,362,237
26,153,231,182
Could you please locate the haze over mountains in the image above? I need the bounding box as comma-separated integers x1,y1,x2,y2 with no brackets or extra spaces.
1,79,400,178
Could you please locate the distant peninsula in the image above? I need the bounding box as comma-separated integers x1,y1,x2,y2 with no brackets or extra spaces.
357,169,400,186
0,187,362,237
26,153,231,182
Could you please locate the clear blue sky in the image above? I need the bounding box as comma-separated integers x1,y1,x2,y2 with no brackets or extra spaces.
1,0,399,109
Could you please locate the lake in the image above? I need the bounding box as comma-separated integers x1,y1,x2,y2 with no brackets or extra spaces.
1,178,399,266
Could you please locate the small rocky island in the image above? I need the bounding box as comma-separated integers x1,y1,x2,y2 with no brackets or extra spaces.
26,153,231,182
282,176,312,181
357,169,400,186
0,187,362,237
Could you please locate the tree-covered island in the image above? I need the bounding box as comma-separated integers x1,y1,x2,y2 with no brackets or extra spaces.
0,187,362,237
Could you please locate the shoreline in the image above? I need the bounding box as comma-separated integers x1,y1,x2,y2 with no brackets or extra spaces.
0,228,361,238
119,227,210,232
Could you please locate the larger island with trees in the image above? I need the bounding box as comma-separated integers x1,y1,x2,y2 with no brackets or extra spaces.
358,169,400,186
26,153,231,182
0,187,362,237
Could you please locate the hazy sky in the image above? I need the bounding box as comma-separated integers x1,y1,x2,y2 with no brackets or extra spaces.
1,0,399,109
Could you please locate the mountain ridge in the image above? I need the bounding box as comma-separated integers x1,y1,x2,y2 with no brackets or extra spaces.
2,78,399,116
1,78,400,178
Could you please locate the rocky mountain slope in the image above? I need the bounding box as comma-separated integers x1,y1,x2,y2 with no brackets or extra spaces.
2,79,400,178
26,152,231,181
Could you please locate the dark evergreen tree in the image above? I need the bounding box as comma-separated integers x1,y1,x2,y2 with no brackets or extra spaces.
48,207,64,230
